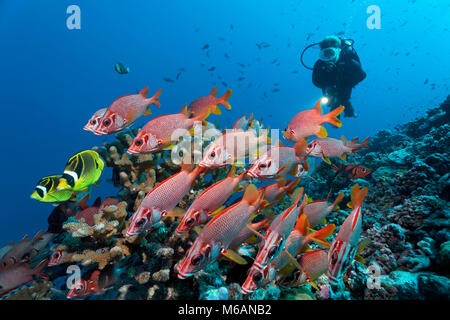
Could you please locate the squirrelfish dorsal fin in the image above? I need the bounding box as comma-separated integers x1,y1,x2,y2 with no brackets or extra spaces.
180,103,189,116
313,99,323,115
209,87,219,97
291,187,304,208
139,86,149,98
242,184,260,206
294,213,309,236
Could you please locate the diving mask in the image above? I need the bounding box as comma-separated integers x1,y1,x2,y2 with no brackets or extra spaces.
319,47,341,62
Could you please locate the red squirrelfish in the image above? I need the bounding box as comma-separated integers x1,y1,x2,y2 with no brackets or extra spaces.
228,212,274,250
99,197,119,211
0,260,48,298
73,197,102,226
273,216,334,280
328,184,368,284
83,108,106,133
199,129,269,169
306,136,370,164
67,270,104,299
177,184,264,279
126,162,203,236
292,249,329,287
75,207,100,226
28,232,55,258
303,192,344,227
176,166,247,234
93,86,161,135
259,177,301,205
242,190,308,294
0,232,42,269
332,164,371,180
247,139,309,180
243,215,335,292
188,87,232,117
127,105,210,154
48,250,67,267
283,99,344,141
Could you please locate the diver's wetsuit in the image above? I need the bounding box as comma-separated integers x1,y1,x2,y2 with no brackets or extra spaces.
312,39,366,117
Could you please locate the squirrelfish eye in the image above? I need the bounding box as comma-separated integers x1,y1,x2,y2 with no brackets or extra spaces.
75,287,81,293
260,163,266,169
191,254,203,266
361,168,366,172
331,251,338,264
186,218,195,226
103,119,111,126
253,271,262,282
210,151,216,158
136,218,146,227
91,120,96,125
135,139,143,146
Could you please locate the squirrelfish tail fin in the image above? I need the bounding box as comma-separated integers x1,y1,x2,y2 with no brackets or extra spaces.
286,177,301,194
149,88,162,107
330,192,344,210
32,259,49,280
324,106,344,127
217,89,232,110
350,184,368,209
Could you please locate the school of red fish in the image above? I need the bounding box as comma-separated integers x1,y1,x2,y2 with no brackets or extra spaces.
1,86,373,298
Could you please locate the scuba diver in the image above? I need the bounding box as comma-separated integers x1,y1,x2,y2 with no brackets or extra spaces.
301,35,366,118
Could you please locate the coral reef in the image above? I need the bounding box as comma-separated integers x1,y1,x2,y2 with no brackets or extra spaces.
1,96,449,300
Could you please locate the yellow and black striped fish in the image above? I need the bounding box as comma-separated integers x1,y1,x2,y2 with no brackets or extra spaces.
31,175,74,202
57,150,105,192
